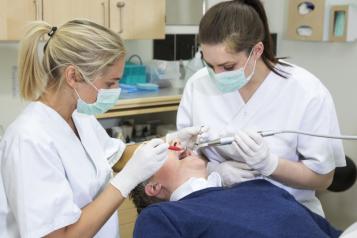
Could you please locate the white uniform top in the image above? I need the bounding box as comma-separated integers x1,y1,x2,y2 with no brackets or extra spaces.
340,222,357,238
0,102,125,238
177,63,346,216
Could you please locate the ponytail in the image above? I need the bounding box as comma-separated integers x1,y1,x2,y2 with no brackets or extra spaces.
238,1,275,63
236,0,289,78
18,19,126,101
18,22,52,100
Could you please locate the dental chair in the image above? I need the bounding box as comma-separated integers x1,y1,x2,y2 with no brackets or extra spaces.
328,156,357,192
336,156,357,238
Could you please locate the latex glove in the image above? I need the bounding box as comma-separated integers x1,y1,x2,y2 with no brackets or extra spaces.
166,126,209,149
215,131,242,161
110,138,169,197
233,130,279,176
208,161,259,186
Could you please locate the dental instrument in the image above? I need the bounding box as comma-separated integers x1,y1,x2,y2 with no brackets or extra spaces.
168,145,184,151
257,130,357,140
197,136,235,149
196,130,357,150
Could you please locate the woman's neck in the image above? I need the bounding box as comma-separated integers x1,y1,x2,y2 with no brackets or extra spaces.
239,59,271,103
40,89,76,125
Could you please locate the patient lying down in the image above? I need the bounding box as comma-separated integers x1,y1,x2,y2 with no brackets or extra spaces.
129,140,341,238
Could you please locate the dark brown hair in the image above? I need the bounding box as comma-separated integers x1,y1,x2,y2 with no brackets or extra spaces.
199,0,289,78
129,182,165,214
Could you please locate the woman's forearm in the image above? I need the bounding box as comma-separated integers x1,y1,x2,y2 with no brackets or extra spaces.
112,143,140,172
271,159,334,190
45,185,124,238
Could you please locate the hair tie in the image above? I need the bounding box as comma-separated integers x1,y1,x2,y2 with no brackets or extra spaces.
48,26,57,37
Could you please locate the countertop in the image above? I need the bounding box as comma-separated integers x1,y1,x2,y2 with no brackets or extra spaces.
96,87,183,119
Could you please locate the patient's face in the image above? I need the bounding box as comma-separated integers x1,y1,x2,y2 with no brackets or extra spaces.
148,139,208,197
164,139,207,171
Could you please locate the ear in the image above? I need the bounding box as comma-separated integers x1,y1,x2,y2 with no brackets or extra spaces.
253,42,264,58
144,183,163,197
64,65,82,88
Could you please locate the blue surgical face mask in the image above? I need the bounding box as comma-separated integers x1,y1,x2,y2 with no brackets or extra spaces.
207,48,257,93
75,82,121,115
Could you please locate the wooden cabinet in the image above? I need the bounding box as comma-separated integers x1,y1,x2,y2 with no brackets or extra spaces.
44,0,165,39
118,199,138,238
0,0,165,40
0,0,41,40
109,0,165,39
0,0,5,39
43,0,109,28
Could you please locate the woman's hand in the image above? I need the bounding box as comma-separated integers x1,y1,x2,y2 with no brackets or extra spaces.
208,161,259,186
110,138,169,197
166,126,209,149
232,130,279,176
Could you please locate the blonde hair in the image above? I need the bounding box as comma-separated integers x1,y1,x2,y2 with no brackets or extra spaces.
18,19,126,101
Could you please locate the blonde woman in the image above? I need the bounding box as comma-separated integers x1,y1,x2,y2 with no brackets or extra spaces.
0,19,204,238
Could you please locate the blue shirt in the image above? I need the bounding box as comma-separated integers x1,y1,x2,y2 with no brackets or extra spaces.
134,180,341,238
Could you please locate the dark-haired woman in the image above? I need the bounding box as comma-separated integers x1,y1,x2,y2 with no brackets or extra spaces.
177,0,345,217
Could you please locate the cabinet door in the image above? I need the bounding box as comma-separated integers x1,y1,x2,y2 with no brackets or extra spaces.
43,0,109,27
0,0,41,40
0,0,5,39
109,0,165,39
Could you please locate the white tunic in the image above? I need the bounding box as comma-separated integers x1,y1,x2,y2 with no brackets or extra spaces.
177,63,345,216
0,102,125,238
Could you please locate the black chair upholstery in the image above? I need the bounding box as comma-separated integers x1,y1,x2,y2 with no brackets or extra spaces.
327,156,357,192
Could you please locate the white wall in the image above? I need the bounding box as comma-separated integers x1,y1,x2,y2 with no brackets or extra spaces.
0,0,357,229
265,0,357,229
0,43,27,132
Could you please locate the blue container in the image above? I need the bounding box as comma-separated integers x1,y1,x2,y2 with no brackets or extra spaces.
121,62,147,85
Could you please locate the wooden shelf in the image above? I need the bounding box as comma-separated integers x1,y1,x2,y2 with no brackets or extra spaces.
96,88,182,119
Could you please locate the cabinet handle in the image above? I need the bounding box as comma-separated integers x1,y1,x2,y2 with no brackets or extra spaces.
116,1,125,33
101,2,106,27
33,0,39,20
202,0,208,14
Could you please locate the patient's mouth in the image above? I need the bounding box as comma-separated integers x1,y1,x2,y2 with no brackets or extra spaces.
178,150,192,160
179,155,186,160
168,145,184,151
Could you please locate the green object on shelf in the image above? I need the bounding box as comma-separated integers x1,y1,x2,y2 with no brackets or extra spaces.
137,83,159,91
334,11,346,37
121,55,147,85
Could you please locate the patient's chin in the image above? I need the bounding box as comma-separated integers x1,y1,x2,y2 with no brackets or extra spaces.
181,154,207,167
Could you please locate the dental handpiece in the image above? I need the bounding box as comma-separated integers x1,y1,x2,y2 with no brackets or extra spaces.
197,130,357,150
257,130,357,140
197,136,235,149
